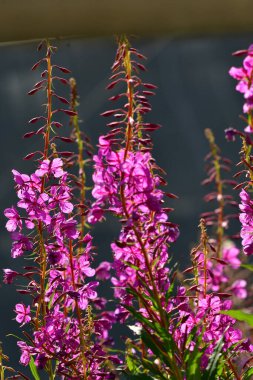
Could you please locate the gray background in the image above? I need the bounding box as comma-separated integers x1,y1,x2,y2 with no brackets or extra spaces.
0,35,250,375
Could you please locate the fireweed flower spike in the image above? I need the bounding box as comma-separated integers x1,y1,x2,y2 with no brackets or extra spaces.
229,45,253,255
199,129,247,300
3,42,117,379
239,188,253,255
90,36,179,326
169,220,253,376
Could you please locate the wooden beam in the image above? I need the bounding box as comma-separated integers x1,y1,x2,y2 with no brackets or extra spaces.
1,0,253,44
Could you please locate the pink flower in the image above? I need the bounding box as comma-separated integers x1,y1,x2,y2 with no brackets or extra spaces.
12,169,30,186
59,218,79,239
35,158,65,178
98,135,111,155
229,46,253,114
3,269,19,284
96,261,111,280
4,207,21,232
231,279,247,299
50,185,73,214
244,125,253,133
11,232,33,258
15,304,31,325
78,282,98,310
87,207,104,224
17,341,31,366
229,66,245,80
222,245,241,268
239,189,253,255
78,257,96,277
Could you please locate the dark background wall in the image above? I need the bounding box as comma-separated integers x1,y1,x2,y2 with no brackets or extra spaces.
0,35,250,375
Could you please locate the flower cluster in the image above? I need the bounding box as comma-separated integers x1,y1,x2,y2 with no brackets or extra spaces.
2,38,253,380
228,45,253,258
3,42,116,379
5,158,117,377
195,243,246,298
90,38,179,324
171,289,252,367
239,188,253,255
89,37,252,378
229,44,253,118
196,129,248,300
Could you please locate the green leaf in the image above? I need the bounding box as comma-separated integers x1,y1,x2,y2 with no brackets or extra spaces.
243,367,253,380
141,330,175,372
220,310,253,327
183,327,203,379
135,276,159,310
6,333,22,340
123,305,156,331
165,282,174,304
123,261,143,272
141,357,167,379
241,264,253,272
29,357,40,380
204,336,224,380
185,345,202,380
153,323,179,355
126,354,139,373
124,374,153,380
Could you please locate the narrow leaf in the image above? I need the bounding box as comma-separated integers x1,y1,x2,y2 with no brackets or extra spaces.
29,357,40,380
28,87,44,95
241,264,253,272
220,310,253,327
53,65,71,73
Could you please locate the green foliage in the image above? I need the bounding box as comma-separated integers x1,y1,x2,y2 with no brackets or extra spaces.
243,366,253,380
183,328,203,379
123,282,249,380
124,374,153,380
29,357,41,380
203,336,224,380
220,310,253,328
241,264,253,272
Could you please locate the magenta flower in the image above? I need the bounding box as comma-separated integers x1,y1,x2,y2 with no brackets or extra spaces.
49,184,74,214
59,218,79,239
4,207,21,232
35,158,65,178
239,189,253,255
12,169,30,186
17,341,31,366
11,232,33,258
87,207,105,224
15,304,31,325
231,279,247,299
34,354,47,370
78,282,98,310
229,66,245,80
96,261,111,280
3,269,19,284
78,257,96,277
230,47,253,113
222,245,241,268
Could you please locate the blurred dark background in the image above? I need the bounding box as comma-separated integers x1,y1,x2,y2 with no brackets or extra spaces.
0,35,251,375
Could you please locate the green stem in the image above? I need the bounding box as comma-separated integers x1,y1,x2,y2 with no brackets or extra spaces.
35,41,53,328
69,240,88,380
205,129,224,258
69,78,86,242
